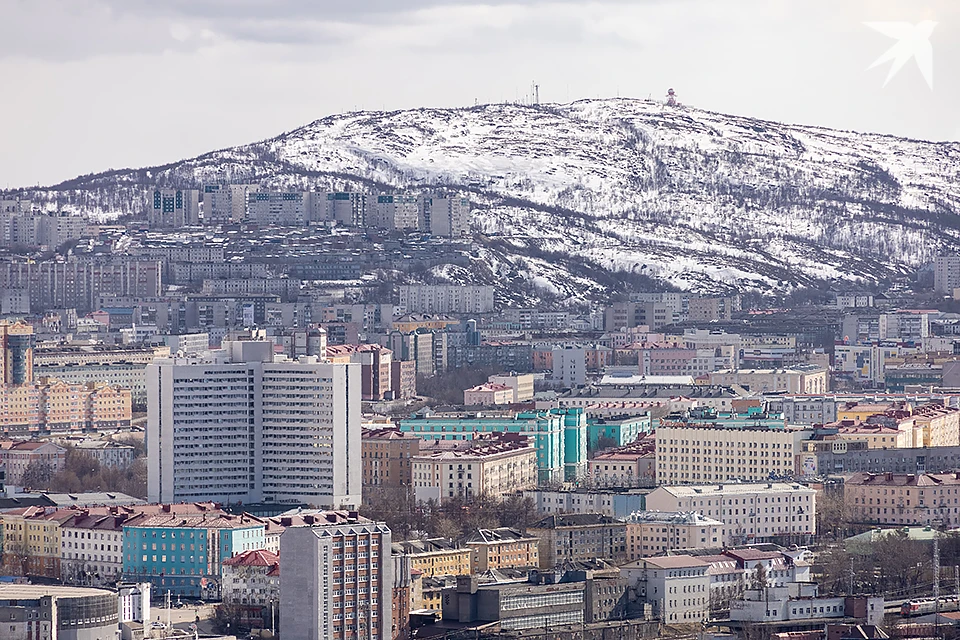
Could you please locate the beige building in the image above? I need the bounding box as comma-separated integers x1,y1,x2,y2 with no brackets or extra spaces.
834,424,900,449
464,527,540,573
656,424,812,485
646,483,817,545
411,434,537,504
623,511,724,560
361,427,421,489
526,513,627,569
463,382,514,406
708,366,828,394
488,374,535,402
844,472,960,527
0,441,67,485
896,404,960,449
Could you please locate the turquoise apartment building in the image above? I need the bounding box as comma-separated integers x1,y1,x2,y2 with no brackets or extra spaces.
122,513,265,599
587,414,652,451
400,408,588,483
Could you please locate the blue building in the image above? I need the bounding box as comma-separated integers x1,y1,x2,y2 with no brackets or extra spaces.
586,414,651,451
122,513,266,599
400,408,587,483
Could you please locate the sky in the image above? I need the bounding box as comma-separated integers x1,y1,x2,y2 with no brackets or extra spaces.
0,0,958,189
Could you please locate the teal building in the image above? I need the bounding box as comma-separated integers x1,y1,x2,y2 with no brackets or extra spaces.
586,414,652,451
400,408,587,483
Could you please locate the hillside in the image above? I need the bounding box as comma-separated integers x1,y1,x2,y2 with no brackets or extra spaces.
14,98,960,300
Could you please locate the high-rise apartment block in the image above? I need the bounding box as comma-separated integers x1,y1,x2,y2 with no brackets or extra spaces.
146,340,361,508
314,192,366,226
246,191,308,225
421,196,470,237
398,285,495,314
370,195,420,230
0,320,34,385
147,189,200,227
935,255,960,295
280,512,393,640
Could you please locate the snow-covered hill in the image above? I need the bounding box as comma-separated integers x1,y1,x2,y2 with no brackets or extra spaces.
19,98,960,299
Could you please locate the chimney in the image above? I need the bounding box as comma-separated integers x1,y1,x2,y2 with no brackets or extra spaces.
303,515,315,525
281,517,292,527
162,504,171,513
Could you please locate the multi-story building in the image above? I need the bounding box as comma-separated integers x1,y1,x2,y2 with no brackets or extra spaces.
463,382,514,406
656,424,812,485
0,379,132,435
0,259,162,313
526,514,627,569
222,548,280,612
935,255,960,295
552,345,586,387
806,443,960,477
0,441,67,485
688,296,740,322
421,196,470,237
202,184,255,223
587,414,650,451
122,512,266,598
488,373,535,402
361,427,421,489
279,511,393,640
708,366,828,394
313,192,366,226
411,433,537,503
246,191,309,225
0,506,66,578
645,483,817,545
146,340,361,508
74,439,137,469
325,344,394,401
844,471,960,527
60,508,130,586
0,320,34,385
32,344,168,407
0,584,120,640
147,188,200,227
392,538,472,577
623,511,724,560
896,404,960,448
587,437,656,488
622,555,710,624
370,194,420,230
400,408,587,484
463,527,540,573
398,285,495,314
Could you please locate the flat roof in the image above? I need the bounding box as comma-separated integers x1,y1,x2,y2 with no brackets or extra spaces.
0,584,114,599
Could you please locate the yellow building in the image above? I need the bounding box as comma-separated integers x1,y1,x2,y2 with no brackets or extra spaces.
0,506,66,578
0,378,132,434
845,471,960,527
835,424,900,449
392,539,473,578
896,404,960,449
836,403,902,422
623,512,724,561
464,527,540,573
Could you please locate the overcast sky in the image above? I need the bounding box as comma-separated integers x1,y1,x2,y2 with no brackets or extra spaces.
1,0,957,189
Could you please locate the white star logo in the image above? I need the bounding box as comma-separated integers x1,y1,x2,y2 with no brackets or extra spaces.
865,21,937,89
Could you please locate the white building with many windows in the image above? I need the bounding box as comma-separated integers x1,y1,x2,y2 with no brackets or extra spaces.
645,483,817,545
146,340,361,508
398,285,494,314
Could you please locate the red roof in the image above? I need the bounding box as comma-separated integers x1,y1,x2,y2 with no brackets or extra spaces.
223,549,279,568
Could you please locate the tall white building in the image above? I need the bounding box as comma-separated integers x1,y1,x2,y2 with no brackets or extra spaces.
147,189,200,227
935,255,960,295
146,340,361,508
553,345,586,388
421,196,470,237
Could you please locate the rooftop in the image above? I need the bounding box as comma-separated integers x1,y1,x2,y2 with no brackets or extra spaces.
623,511,724,526
529,513,623,529
223,549,280,568
0,584,115,600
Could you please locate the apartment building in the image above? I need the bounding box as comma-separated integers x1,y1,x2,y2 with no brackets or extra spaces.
411,433,537,503
935,255,960,295
622,555,710,624
0,441,67,485
708,366,828,394
361,427,421,489
0,259,162,313
370,194,420,230
0,505,70,578
279,512,393,640
844,472,960,527
645,483,817,545
400,408,587,484
656,424,812,485
0,320,34,385
896,404,960,448
587,447,656,488
313,192,366,226
146,340,361,508
325,344,394,401
463,527,540,573
245,191,308,225
526,514,627,569
221,549,280,608
122,512,266,598
463,382,514,406
0,380,132,436
75,439,137,469
392,538,473,577
147,189,200,227
623,511,724,560
421,196,470,237
202,184,254,223
398,285,495,314
488,373,535,402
